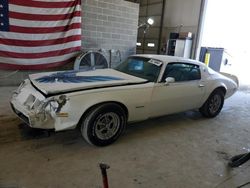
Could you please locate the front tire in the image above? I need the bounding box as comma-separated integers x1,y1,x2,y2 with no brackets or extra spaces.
80,103,126,146
199,89,225,118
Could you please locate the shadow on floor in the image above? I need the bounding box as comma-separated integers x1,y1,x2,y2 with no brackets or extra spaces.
18,123,52,140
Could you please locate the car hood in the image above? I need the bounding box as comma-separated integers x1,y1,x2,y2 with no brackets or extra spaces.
29,69,147,95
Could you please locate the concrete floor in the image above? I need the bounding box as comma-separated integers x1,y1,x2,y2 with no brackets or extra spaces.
0,86,250,188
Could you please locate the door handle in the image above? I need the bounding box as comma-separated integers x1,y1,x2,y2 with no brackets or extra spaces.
198,84,205,88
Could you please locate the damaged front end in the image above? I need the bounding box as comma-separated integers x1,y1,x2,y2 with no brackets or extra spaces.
10,79,69,130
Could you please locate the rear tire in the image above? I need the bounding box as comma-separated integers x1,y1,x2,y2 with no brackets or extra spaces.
199,89,225,118
80,103,126,146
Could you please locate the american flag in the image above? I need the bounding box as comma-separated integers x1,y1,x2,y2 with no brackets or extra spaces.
0,0,81,70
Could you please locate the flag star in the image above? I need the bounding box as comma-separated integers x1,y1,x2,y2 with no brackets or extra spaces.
0,5,3,8
0,23,4,26
0,14,3,17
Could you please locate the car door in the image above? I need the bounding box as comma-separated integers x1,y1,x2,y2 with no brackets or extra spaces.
149,62,206,117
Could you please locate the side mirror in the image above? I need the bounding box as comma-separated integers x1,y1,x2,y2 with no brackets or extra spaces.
165,77,175,85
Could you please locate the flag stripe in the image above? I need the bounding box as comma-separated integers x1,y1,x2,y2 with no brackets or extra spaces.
9,11,81,21
31,0,79,2
0,46,81,59
0,40,81,53
9,0,80,8
0,35,81,47
9,4,81,15
0,29,81,40
0,57,76,70
0,52,79,65
9,23,81,34
10,16,81,28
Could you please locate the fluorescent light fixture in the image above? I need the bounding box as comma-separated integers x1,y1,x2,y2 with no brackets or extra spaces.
147,18,154,26
147,43,155,47
136,42,142,46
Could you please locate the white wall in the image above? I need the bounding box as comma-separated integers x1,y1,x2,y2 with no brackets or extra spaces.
163,0,202,57
164,0,201,27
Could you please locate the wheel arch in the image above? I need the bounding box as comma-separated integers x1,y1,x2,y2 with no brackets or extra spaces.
208,81,227,96
213,86,226,96
205,85,226,102
199,85,226,118
200,84,227,108
76,101,129,129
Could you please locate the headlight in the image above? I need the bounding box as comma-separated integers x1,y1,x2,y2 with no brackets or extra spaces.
24,94,36,110
14,80,28,95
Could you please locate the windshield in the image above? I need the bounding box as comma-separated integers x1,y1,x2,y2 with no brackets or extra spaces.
115,57,162,82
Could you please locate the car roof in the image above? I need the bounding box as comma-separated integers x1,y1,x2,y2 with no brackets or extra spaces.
131,54,204,67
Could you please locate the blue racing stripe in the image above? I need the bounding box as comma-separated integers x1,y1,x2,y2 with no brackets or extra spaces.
35,71,124,83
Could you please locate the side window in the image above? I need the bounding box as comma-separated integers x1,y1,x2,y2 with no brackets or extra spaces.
162,63,201,82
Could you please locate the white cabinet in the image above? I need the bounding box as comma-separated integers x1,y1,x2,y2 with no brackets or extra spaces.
174,39,192,58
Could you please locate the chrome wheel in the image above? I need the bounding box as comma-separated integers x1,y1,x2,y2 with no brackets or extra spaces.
95,112,120,140
208,94,222,114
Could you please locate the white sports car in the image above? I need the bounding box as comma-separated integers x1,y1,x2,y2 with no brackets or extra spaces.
10,55,238,146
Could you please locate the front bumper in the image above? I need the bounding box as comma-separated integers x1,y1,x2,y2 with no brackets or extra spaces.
10,80,55,129
11,98,55,129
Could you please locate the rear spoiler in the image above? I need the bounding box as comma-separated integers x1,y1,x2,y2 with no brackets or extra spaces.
220,72,239,87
